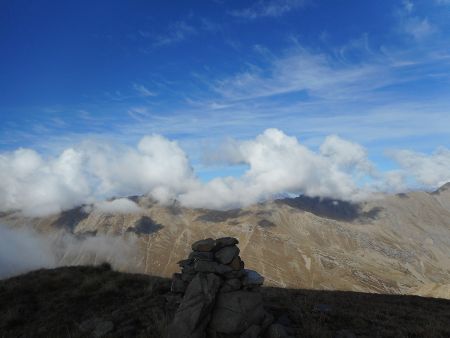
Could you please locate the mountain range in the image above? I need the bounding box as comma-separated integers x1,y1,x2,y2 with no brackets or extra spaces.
1,183,450,299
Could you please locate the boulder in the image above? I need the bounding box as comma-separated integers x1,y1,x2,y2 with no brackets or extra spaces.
208,291,265,334
215,237,239,250
192,238,216,252
242,269,264,287
215,245,240,264
168,273,222,338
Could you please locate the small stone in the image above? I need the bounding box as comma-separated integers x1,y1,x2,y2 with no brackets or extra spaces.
219,278,241,293
242,269,264,287
240,324,261,338
215,245,240,264
264,323,289,338
192,238,216,252
189,251,214,261
229,255,243,270
215,237,239,250
313,303,332,313
194,260,219,273
93,321,114,337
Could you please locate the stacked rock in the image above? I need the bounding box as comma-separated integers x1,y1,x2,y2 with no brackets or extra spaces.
168,237,275,338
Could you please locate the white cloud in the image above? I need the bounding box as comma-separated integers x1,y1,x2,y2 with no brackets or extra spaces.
230,0,306,19
1,130,449,216
213,47,389,102
93,198,142,214
389,147,450,188
179,129,376,209
0,135,196,216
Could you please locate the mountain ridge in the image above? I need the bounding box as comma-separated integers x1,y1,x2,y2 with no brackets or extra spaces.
1,183,450,299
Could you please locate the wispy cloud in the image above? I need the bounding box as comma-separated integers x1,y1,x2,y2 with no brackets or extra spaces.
229,0,306,19
398,1,437,40
153,21,196,46
133,83,157,97
127,107,151,122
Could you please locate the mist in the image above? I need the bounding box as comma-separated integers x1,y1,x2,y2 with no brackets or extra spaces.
0,224,139,279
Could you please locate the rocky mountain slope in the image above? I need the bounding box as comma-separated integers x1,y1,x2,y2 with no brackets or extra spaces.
1,184,450,299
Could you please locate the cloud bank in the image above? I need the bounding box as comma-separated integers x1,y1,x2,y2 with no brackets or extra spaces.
0,129,449,216
0,224,138,279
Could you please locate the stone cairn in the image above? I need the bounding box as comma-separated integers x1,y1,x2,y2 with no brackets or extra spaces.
168,237,281,338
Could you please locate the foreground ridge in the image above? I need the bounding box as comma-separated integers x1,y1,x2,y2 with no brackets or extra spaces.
1,265,450,337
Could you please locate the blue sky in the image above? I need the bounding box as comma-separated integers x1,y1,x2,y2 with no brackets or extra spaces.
1,0,450,182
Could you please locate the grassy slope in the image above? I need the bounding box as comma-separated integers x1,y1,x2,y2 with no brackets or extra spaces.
0,266,449,338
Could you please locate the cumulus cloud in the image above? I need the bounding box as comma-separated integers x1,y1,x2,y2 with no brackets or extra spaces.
389,147,450,188
179,129,376,209
0,129,448,216
0,224,138,279
0,135,196,216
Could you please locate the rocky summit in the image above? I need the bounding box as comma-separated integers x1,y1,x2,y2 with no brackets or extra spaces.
168,237,289,338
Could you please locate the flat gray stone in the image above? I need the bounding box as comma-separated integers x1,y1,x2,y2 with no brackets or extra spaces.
192,238,216,252
215,237,239,250
215,245,240,264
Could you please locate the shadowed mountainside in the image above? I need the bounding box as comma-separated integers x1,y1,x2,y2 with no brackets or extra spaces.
1,183,450,299
0,266,450,338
